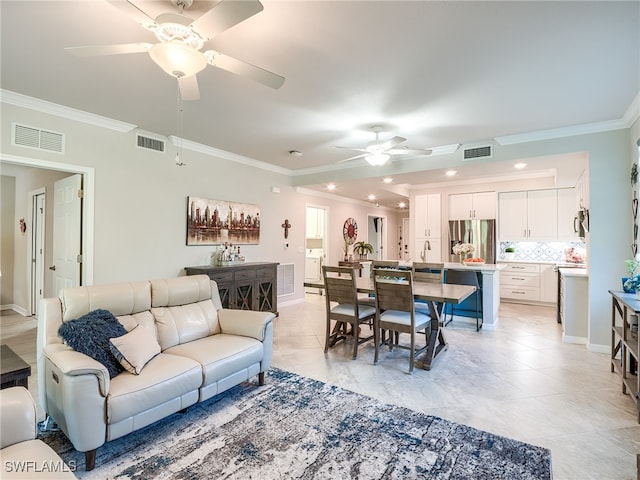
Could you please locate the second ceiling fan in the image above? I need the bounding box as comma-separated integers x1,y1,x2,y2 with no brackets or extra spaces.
335,125,433,166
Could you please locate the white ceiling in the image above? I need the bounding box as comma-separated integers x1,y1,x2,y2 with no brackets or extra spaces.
1,1,638,207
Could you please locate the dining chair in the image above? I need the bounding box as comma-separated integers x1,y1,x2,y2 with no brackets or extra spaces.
412,262,445,316
360,260,401,306
322,265,376,359
444,269,482,331
372,268,430,374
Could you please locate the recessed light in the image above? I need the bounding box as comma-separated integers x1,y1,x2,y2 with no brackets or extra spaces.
327,183,336,191
445,169,457,176
367,194,376,201
514,162,527,169
382,177,393,184
288,150,303,157
398,201,406,208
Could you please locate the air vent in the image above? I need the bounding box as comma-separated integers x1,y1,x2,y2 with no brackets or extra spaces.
463,144,492,160
12,123,64,153
277,263,295,296
136,133,165,153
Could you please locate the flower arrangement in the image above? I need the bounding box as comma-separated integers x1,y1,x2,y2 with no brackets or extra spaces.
623,258,640,293
452,243,475,256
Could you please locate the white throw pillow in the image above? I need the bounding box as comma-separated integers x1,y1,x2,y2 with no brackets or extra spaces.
109,325,161,375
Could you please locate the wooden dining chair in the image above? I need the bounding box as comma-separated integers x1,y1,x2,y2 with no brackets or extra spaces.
322,265,376,359
444,269,482,331
360,260,401,306
372,268,430,374
412,262,445,317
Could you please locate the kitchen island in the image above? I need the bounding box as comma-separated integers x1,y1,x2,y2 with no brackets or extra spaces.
443,262,505,329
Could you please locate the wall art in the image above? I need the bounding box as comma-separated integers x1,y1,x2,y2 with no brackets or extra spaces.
186,196,260,246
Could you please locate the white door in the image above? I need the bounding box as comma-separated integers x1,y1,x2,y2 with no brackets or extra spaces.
30,191,46,316
52,174,82,295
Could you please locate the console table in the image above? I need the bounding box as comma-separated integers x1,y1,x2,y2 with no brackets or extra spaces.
608,290,640,423
1,344,31,390
185,262,278,315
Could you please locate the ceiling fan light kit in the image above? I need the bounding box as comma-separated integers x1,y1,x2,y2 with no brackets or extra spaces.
149,42,207,78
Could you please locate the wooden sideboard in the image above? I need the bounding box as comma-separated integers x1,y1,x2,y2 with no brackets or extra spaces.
185,262,278,315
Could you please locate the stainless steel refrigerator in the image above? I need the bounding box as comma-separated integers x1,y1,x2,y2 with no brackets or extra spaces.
448,219,496,264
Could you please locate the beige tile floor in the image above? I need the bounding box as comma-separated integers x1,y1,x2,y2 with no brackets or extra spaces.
2,297,639,479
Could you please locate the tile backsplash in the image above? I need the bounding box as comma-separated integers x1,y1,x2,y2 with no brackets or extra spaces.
499,241,586,263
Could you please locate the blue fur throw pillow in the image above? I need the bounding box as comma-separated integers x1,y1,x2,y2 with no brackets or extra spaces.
58,309,127,378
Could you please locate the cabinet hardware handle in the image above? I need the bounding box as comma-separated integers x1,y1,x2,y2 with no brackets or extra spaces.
513,277,526,280
512,291,526,294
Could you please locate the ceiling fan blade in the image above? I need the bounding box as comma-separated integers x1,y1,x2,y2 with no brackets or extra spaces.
337,153,368,164
379,136,406,150
387,148,433,156
206,51,285,89
65,43,152,57
191,0,264,41
178,75,200,101
334,146,368,152
104,0,156,29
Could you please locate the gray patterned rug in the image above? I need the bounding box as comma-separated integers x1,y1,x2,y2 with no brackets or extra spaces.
41,368,552,479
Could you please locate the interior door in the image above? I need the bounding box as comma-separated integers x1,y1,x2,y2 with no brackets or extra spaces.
30,191,45,315
52,174,82,295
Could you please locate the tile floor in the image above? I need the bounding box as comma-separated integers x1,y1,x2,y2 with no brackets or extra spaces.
2,296,639,479
272,294,640,480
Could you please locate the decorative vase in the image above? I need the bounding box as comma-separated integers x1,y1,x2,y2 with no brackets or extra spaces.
622,278,635,294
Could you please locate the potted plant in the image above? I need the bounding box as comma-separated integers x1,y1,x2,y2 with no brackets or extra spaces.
623,259,640,293
353,241,374,259
504,245,516,260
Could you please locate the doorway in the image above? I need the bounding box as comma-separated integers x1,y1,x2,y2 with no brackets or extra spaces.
1,154,94,314
368,214,387,261
305,205,328,285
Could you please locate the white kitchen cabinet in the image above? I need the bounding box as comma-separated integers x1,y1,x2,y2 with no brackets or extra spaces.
414,237,441,262
500,262,540,301
557,187,579,241
498,189,557,241
414,194,441,238
306,206,325,238
449,192,496,220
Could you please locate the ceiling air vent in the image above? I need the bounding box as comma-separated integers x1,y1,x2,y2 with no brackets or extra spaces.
136,133,165,153
12,123,64,153
463,144,492,161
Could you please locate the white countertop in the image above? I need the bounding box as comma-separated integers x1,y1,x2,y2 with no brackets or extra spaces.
558,267,588,277
443,262,505,272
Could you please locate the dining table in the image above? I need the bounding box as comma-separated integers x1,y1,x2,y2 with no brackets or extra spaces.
304,276,476,370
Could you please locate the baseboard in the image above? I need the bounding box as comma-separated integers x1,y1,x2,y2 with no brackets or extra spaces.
279,297,306,308
562,334,587,345
0,304,28,316
587,343,610,354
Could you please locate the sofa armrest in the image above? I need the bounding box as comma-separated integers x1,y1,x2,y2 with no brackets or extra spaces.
218,309,275,341
44,345,110,397
0,387,37,449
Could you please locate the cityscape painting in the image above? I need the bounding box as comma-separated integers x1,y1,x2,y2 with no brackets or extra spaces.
186,196,260,246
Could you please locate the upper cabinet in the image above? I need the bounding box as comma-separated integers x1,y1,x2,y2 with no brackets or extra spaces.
306,206,325,238
449,192,496,220
499,189,558,241
414,193,441,238
557,187,580,241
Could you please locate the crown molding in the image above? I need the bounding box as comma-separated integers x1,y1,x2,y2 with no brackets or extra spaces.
0,89,137,133
496,91,640,146
167,136,292,176
295,186,398,212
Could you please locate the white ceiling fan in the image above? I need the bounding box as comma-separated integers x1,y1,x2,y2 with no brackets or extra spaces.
335,125,433,166
65,0,285,100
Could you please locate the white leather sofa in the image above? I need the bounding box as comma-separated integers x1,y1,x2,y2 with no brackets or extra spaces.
37,274,275,471
0,386,76,479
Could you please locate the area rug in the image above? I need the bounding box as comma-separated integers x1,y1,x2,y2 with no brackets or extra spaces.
41,368,552,479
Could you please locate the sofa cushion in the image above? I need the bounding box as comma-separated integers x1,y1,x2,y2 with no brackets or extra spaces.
60,281,151,322
58,309,127,378
152,301,220,350
109,326,161,375
107,353,202,424
165,334,263,386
